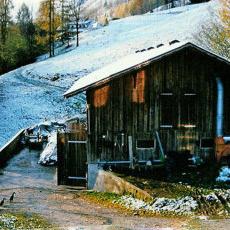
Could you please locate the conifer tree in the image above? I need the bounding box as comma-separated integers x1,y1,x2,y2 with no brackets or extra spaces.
17,3,35,50
59,0,71,45
0,0,13,44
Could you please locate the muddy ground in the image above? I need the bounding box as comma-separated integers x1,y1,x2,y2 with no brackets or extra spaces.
0,149,230,229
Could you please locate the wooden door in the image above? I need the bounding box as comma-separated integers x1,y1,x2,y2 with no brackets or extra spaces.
57,132,87,187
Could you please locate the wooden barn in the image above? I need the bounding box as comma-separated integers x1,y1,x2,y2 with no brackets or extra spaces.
63,41,230,188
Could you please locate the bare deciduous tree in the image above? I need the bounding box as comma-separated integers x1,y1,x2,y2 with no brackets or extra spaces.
70,0,83,47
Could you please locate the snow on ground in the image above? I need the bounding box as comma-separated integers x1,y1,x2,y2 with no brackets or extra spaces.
216,166,230,182
0,69,84,147
38,132,57,165
21,1,217,87
118,188,230,215
117,195,198,215
0,1,218,148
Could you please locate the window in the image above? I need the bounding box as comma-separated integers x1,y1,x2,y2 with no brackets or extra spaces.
136,139,156,161
180,92,197,127
136,139,156,149
160,92,174,128
200,138,214,148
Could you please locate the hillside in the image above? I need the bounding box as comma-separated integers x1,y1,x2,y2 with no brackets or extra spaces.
80,0,188,19
22,1,217,86
0,1,218,147
81,0,128,18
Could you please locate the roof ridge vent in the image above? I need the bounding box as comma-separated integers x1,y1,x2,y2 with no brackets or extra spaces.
156,44,164,48
147,47,154,51
169,40,180,45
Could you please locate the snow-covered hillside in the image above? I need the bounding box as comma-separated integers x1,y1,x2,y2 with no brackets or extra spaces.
24,1,216,86
23,1,217,86
0,1,218,147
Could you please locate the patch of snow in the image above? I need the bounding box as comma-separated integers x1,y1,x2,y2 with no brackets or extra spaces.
25,121,66,165
0,215,17,229
38,132,57,166
198,215,209,221
215,189,230,201
216,166,230,182
118,195,198,215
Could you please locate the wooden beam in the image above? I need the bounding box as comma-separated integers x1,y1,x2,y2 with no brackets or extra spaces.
128,136,134,169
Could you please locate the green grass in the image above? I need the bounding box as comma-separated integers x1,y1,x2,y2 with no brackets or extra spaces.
80,191,138,215
82,191,121,202
81,165,230,217
122,176,213,199
0,212,56,230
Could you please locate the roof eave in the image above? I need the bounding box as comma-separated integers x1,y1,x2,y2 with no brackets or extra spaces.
64,42,230,98
64,43,190,98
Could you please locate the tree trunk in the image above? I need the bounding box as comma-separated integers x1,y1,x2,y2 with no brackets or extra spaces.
49,0,52,57
76,18,79,47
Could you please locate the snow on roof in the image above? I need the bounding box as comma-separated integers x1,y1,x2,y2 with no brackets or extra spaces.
64,41,230,98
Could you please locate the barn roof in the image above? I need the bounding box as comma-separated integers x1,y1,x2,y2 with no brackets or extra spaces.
64,41,230,98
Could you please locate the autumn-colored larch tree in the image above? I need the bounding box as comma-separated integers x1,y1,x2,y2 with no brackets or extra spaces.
36,0,61,56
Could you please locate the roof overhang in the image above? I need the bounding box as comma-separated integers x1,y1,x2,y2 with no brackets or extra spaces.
64,42,230,98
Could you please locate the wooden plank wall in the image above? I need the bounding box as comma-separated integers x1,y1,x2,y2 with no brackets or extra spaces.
87,47,230,163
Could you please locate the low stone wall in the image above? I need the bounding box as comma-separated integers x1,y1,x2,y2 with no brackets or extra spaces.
0,129,25,166
93,170,152,201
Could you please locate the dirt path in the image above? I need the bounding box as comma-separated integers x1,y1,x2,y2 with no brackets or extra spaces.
0,187,186,230
0,149,229,229
0,148,183,229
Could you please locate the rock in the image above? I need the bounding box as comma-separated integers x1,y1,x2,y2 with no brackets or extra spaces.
198,215,208,220
205,193,219,203
51,75,60,81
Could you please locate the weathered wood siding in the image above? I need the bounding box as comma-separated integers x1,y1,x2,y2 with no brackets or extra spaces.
86,47,230,162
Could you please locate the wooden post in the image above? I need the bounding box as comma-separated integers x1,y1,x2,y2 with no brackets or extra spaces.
128,136,134,169
155,131,165,160
87,104,90,134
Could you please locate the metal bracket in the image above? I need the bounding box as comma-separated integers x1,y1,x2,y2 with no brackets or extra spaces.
68,141,87,144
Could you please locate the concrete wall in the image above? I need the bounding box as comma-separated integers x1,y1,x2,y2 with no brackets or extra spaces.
87,163,100,189
0,129,25,166
90,168,152,201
